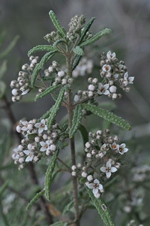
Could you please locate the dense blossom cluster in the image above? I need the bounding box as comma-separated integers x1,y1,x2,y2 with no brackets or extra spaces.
74,51,134,103
12,119,62,169
71,129,129,198
10,56,39,102
72,57,93,78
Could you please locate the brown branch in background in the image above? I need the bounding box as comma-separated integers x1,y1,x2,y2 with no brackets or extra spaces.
2,94,53,224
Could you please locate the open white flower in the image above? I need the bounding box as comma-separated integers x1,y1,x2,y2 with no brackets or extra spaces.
40,140,51,152
100,160,117,178
124,72,134,84
23,150,34,162
35,119,47,134
98,83,110,95
119,143,128,155
87,179,103,198
102,64,111,72
106,51,116,60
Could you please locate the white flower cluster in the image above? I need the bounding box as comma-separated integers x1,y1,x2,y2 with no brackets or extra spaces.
10,56,39,102
71,129,129,198
72,57,93,78
74,51,134,103
12,119,61,169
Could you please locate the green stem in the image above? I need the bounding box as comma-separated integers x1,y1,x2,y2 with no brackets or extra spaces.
66,49,80,226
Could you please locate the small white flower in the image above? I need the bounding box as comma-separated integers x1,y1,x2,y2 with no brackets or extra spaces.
87,179,103,198
74,94,80,102
58,71,65,77
100,160,117,178
35,119,47,134
119,143,128,155
21,121,29,132
102,64,111,72
12,88,19,96
98,83,110,95
109,85,117,93
50,144,56,151
110,142,119,151
88,84,95,91
81,172,87,178
106,51,116,60
87,175,93,182
40,140,51,152
72,165,76,171
23,150,34,162
85,142,91,148
124,72,134,84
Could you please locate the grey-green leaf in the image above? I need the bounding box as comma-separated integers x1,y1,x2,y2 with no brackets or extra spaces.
0,181,8,196
82,103,131,130
26,189,45,210
45,149,59,201
35,84,61,101
73,46,84,56
47,87,66,129
80,28,111,47
0,81,6,99
78,17,95,45
49,10,66,37
72,55,82,71
69,105,82,138
28,45,57,56
87,188,115,226
0,61,7,79
31,51,57,87
78,124,89,146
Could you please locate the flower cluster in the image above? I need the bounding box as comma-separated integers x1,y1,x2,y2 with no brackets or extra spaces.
71,129,129,198
72,57,93,78
10,56,39,102
12,118,62,169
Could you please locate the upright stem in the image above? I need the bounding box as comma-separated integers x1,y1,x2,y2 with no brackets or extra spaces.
66,52,80,226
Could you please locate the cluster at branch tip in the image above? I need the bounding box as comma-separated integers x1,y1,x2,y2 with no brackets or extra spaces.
71,129,129,198
12,118,64,169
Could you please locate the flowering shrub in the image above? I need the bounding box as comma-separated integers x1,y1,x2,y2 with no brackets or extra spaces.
9,11,136,226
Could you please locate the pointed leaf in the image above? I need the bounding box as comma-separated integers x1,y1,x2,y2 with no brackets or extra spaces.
82,103,131,130
28,45,57,56
78,17,95,45
48,87,66,129
72,55,82,71
69,104,82,138
73,46,83,56
78,124,89,146
35,84,61,101
0,61,7,79
50,222,67,226
0,181,8,196
0,35,19,60
87,188,115,226
31,50,57,87
26,189,45,210
49,10,66,37
80,28,111,47
0,81,6,99
62,200,74,214
45,149,59,201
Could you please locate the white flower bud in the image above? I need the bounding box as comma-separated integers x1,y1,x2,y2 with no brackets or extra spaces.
87,153,91,158
58,71,65,77
72,171,76,176
71,165,76,170
74,94,80,102
87,175,93,181
88,84,95,91
50,144,56,151
81,172,87,178
16,125,21,133
109,85,117,93
12,88,19,96
85,142,91,148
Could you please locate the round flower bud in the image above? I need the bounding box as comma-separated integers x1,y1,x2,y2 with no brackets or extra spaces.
85,142,91,148
87,175,93,181
35,136,40,142
81,172,87,178
58,71,65,77
71,165,76,171
87,153,91,158
12,88,19,96
109,85,117,93
50,144,56,151
88,84,95,91
72,171,76,176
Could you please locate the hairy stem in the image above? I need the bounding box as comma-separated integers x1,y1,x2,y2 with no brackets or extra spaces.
2,95,53,224
66,52,80,225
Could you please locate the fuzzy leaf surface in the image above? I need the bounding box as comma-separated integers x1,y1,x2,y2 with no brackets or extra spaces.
48,87,65,129
73,46,83,56
87,188,115,226
45,149,59,201
49,10,66,37
26,189,45,210
31,51,57,87
28,45,57,56
69,104,82,138
35,84,61,101
82,103,131,130
80,28,111,47
78,17,95,45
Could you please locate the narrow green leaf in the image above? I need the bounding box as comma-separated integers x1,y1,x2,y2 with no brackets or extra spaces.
50,221,67,226
72,55,82,71
80,28,111,47
0,181,8,196
82,103,131,130
0,35,19,60
87,188,115,226
48,87,66,129
49,10,66,37
78,124,89,146
40,106,54,120
26,189,45,210
28,45,57,56
62,200,74,214
69,105,82,138
35,84,61,101
31,50,57,87
0,81,6,99
0,61,7,79
73,46,83,56
78,17,95,45
45,149,59,201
